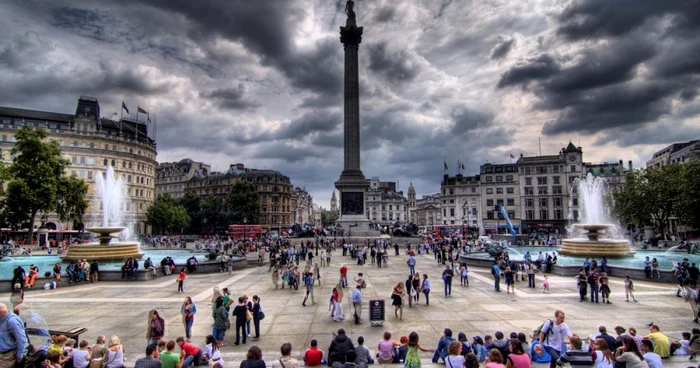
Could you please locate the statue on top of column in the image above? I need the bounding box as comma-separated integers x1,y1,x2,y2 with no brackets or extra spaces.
345,0,356,20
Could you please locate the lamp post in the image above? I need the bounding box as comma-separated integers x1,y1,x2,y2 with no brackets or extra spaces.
461,215,465,239
243,217,247,242
278,220,281,238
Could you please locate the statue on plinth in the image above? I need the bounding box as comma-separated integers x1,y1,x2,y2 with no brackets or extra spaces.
345,0,356,20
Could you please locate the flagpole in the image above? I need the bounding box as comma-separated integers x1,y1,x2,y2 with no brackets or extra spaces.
119,102,123,135
135,109,139,141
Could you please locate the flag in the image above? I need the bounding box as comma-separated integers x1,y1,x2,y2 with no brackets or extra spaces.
510,153,515,159
147,114,151,123
461,162,465,170
137,106,148,114
444,160,448,170
121,101,129,114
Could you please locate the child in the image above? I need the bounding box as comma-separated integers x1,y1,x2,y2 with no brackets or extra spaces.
624,275,638,302
542,274,550,293
177,268,186,293
675,332,691,356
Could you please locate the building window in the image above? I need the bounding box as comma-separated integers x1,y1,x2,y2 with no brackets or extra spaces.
450,208,454,217
486,188,493,194
72,157,77,164
129,162,133,169
572,210,579,221
538,187,548,195
507,210,515,219
497,199,504,206
525,198,534,207
554,209,563,220
537,177,547,185
539,209,548,220
485,176,493,182
553,197,562,207
487,199,494,206
496,188,503,194
471,187,476,193
487,211,494,220
572,198,579,206
526,210,534,220
111,160,115,166
525,178,532,185
507,198,514,206
537,166,548,174
553,166,559,173
524,187,533,195
127,175,132,183
496,176,503,182
553,176,560,184
570,165,576,172
506,175,513,181
539,198,548,207
87,171,93,180
525,167,531,174
472,208,478,216
506,187,514,194
73,141,78,147
449,189,454,195
80,157,85,164
552,186,563,194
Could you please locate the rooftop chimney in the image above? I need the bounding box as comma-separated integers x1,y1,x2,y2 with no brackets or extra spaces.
628,160,633,170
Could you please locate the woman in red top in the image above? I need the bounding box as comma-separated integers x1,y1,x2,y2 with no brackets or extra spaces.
177,268,186,293
339,264,348,288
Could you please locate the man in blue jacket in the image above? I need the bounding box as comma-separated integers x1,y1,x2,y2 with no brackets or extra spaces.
432,328,455,363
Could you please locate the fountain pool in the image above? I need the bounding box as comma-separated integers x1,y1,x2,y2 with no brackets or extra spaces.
465,246,698,270
1,249,210,276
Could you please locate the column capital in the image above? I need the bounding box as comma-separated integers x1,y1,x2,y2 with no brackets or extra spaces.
340,25,363,46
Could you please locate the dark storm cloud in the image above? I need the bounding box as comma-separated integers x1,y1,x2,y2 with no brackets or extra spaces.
490,36,515,60
450,107,493,134
201,84,260,111
367,42,421,83
556,1,699,40
252,142,327,163
272,111,341,141
497,54,559,88
0,31,53,70
373,7,395,23
51,6,131,44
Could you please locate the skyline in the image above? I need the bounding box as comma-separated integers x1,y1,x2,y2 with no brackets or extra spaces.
1,1,699,209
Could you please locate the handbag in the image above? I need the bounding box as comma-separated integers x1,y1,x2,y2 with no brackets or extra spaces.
246,309,253,321
225,319,231,329
259,307,266,320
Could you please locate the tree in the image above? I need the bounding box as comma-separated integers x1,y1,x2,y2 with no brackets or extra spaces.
177,192,203,233
146,193,191,234
200,195,225,230
677,161,700,232
321,210,339,226
612,164,685,235
226,180,260,224
1,126,88,243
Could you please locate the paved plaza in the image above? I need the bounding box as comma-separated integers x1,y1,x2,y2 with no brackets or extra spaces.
2,247,695,367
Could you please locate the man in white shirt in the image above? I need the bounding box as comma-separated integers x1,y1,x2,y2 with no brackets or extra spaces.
352,285,363,323
538,310,573,368
641,340,662,368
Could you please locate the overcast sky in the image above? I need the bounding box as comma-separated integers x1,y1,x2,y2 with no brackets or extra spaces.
1,0,699,208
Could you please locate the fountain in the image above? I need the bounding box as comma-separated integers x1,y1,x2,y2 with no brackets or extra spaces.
62,167,143,262
559,173,633,257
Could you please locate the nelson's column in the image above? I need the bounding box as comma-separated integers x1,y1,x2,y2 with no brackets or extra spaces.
334,0,373,235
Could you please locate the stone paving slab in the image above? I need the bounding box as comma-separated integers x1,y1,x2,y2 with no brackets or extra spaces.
1,247,696,368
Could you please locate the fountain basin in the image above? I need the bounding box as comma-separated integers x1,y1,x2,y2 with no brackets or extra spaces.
61,242,143,262
560,238,633,257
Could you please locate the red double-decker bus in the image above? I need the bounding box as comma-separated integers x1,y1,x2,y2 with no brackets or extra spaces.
228,224,263,239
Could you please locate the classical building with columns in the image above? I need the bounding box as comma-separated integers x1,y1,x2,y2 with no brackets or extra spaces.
0,96,157,235
440,174,483,233
365,177,409,227
291,187,314,225
410,193,443,227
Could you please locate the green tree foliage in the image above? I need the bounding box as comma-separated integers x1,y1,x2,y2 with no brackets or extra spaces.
177,192,203,232
321,210,339,226
1,126,88,242
146,193,191,234
677,161,700,231
612,163,686,235
226,179,260,224
200,195,225,230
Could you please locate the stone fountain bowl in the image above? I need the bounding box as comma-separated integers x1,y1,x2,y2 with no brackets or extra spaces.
85,226,126,237
571,224,611,232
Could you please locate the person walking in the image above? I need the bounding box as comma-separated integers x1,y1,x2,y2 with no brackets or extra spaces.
406,275,414,307
588,268,600,303
460,264,469,287
537,310,573,368
624,275,638,302
352,284,363,324
600,272,612,304
180,297,197,342
212,297,228,346
407,254,416,275
443,265,454,297
505,267,515,294
421,274,431,306
177,268,186,293
492,262,502,292
147,310,165,346
577,269,588,302
251,295,263,341
232,297,248,346
392,282,405,320
527,263,536,288
303,272,316,306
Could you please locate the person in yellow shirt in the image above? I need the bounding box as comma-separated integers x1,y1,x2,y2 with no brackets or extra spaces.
645,325,670,358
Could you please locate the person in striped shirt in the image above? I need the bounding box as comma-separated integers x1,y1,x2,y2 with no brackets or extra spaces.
556,335,593,368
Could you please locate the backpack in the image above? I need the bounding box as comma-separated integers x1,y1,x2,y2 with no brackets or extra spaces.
534,319,554,343
360,280,367,289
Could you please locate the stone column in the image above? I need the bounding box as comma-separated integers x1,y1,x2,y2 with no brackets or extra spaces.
340,18,363,177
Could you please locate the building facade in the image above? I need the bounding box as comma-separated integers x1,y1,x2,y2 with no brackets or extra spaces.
156,159,210,199
291,187,314,225
0,96,157,235
411,193,443,227
365,177,409,226
478,164,519,234
647,140,700,168
184,164,293,231
440,174,482,232
516,142,584,235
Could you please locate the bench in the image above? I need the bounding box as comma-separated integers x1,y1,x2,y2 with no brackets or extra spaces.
48,327,88,342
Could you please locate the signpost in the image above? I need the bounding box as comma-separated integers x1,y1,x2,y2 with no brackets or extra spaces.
369,299,385,327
